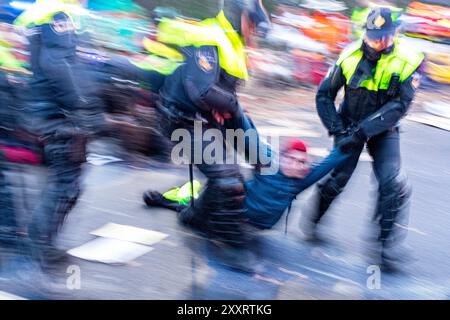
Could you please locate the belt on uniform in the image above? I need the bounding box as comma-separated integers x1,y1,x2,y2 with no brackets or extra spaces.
157,101,208,124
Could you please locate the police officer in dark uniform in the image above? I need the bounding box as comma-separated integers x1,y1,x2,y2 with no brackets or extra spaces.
14,0,98,265
143,0,270,265
299,8,424,268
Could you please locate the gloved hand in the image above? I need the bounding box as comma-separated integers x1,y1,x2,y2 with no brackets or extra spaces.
334,130,348,146
337,128,367,153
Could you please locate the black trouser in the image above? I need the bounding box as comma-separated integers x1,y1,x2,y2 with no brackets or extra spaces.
24,108,85,249
158,107,249,247
314,128,411,248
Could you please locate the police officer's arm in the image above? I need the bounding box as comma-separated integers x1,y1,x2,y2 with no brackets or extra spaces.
358,71,420,138
39,12,80,111
183,46,240,115
316,65,347,136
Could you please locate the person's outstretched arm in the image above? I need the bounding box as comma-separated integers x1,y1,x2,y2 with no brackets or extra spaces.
294,148,349,193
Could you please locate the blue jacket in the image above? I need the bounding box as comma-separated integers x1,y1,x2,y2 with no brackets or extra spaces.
244,148,348,229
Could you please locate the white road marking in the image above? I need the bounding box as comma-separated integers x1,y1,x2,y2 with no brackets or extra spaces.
309,147,372,162
85,205,133,218
278,267,309,279
394,223,427,236
90,223,168,246
297,265,363,288
407,113,450,131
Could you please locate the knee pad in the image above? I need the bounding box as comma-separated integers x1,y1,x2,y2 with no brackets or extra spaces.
377,173,411,240
380,173,411,202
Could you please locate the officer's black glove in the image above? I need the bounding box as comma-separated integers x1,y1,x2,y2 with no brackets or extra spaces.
337,128,367,154
334,130,348,146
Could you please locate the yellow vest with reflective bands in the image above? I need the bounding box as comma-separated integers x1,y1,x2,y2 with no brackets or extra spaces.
157,10,248,80
129,38,184,75
336,39,424,91
14,0,85,30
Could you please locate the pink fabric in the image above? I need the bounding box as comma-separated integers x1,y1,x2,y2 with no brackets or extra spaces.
0,145,42,165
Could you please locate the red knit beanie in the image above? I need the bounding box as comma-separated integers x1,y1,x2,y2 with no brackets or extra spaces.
284,138,308,153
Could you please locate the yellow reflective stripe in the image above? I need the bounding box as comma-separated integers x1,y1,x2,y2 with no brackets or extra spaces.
177,180,201,202
129,55,181,75
391,39,424,81
162,187,180,203
215,11,248,80
15,2,68,27
337,41,363,85
157,11,248,80
14,1,85,29
339,39,424,91
142,38,184,62
163,180,201,205
336,40,362,66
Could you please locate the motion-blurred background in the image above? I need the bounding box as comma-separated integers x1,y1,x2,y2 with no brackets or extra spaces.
0,0,449,300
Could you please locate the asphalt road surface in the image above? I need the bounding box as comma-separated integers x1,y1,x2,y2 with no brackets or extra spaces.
1,94,449,300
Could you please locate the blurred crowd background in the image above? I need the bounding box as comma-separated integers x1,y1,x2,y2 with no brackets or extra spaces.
1,0,449,88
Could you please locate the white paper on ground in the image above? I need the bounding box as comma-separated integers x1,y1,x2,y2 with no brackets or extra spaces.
67,237,153,264
90,222,168,246
86,154,123,166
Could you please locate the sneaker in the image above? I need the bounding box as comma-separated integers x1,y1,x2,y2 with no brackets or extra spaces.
143,190,185,212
